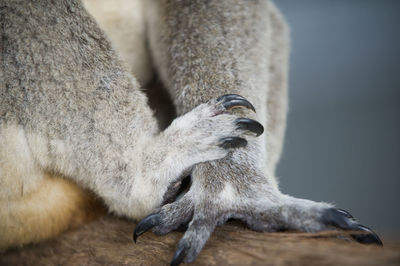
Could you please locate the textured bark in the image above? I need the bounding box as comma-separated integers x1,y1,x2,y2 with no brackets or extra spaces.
1,215,399,266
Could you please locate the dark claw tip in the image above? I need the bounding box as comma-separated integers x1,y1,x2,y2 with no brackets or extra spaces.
322,208,383,246
133,213,161,243
217,94,256,112
219,137,248,149
170,244,188,266
352,224,383,246
235,118,264,136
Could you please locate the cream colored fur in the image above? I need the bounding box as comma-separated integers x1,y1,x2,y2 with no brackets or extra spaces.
0,125,103,250
82,0,153,85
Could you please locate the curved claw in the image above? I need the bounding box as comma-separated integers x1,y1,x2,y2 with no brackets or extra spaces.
133,213,161,243
322,208,383,246
235,118,264,136
351,224,383,246
217,94,256,113
170,244,188,266
219,137,247,149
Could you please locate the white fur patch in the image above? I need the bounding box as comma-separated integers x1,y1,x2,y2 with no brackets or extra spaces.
219,183,237,204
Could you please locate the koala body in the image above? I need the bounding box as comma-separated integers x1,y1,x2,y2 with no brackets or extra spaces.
0,0,264,249
0,0,381,263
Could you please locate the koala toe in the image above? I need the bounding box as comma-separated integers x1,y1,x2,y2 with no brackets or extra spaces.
216,93,256,112
133,192,194,243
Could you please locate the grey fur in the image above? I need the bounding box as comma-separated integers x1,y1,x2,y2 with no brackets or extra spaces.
144,0,351,263
1,0,381,263
0,0,262,220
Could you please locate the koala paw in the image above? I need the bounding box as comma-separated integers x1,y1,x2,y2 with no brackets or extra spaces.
164,94,263,163
133,182,382,265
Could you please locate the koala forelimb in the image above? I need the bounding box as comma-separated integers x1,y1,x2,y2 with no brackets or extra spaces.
0,0,262,249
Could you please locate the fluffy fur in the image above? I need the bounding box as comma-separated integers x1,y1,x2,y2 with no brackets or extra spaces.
0,0,264,249
0,0,378,263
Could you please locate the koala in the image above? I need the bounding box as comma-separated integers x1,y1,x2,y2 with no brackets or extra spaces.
0,0,382,265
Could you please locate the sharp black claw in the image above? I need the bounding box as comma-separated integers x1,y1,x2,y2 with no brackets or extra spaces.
170,244,188,266
235,118,264,136
322,208,383,246
133,213,161,243
219,137,248,149
351,224,383,246
217,94,256,112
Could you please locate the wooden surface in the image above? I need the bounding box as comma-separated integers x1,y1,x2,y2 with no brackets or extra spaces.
1,215,399,266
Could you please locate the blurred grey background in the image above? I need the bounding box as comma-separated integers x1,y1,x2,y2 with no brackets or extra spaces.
273,0,400,240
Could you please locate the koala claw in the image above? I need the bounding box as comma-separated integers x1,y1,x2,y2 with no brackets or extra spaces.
321,208,383,245
218,137,248,149
170,244,188,266
235,118,264,136
133,213,161,243
217,94,256,112
350,225,383,245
